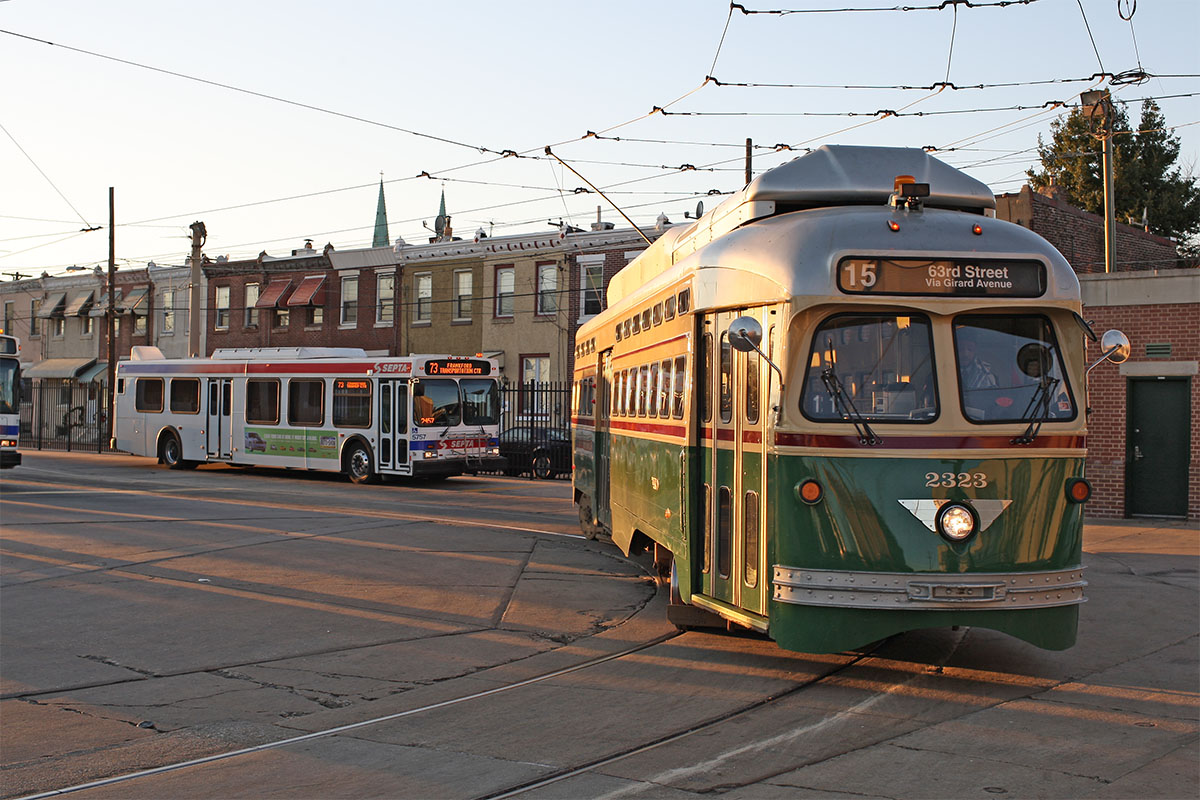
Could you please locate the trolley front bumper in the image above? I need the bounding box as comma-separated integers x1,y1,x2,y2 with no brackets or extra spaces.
773,565,1087,610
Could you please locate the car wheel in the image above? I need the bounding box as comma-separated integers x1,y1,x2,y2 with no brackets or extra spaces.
345,442,378,484
531,450,552,480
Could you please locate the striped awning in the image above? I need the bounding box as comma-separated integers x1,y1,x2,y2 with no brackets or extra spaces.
286,275,326,307
255,279,293,308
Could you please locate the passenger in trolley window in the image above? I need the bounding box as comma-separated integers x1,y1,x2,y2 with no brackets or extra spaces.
958,331,997,390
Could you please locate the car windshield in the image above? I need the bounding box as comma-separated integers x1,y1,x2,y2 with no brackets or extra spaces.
801,313,937,422
413,379,461,427
461,379,499,425
954,315,1075,423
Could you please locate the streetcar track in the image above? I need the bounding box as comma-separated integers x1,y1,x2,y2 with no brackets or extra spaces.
13,631,682,800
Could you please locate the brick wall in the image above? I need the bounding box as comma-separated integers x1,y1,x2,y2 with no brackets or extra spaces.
1081,299,1199,520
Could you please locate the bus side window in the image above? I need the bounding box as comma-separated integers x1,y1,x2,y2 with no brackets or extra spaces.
672,355,686,419
135,378,164,413
169,378,200,414
246,379,280,425
288,379,325,426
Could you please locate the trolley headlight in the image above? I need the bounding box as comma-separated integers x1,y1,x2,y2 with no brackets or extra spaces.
936,503,977,542
795,479,823,505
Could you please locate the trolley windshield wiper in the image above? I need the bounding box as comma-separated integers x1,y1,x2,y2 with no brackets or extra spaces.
821,367,880,446
1012,375,1060,445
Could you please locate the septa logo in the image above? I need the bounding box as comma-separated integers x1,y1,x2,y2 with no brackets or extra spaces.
373,362,413,375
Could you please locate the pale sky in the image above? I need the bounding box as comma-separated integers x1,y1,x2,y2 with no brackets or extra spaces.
2,0,1197,276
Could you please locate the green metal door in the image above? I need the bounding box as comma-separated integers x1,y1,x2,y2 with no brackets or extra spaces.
1127,377,1190,517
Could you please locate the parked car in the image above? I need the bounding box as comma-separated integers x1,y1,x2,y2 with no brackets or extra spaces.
498,426,570,479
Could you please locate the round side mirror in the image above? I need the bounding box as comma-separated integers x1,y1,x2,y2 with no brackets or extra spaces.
728,316,763,353
1100,329,1131,364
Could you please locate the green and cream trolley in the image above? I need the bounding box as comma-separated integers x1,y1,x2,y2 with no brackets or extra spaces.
571,145,1129,654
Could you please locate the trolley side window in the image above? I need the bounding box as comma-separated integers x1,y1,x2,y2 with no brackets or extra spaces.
413,379,461,427
169,378,200,414
462,379,499,425
135,378,164,413
672,355,686,419
647,363,659,418
333,378,372,428
953,315,1076,423
719,333,733,423
246,379,280,425
658,359,672,418
802,313,937,423
288,379,325,426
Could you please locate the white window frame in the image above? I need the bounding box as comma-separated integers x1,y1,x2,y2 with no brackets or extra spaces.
376,271,395,326
453,269,472,321
340,275,359,327
244,283,259,328
578,254,604,321
215,286,230,330
161,289,175,335
495,266,514,318
536,263,557,316
414,272,432,324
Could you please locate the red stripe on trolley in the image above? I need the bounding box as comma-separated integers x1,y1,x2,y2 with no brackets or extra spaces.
610,419,688,438
773,432,1085,449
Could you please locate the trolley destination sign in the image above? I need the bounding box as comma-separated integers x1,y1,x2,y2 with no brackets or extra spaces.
838,257,1046,297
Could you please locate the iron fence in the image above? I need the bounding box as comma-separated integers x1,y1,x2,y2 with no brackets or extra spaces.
19,381,112,454
495,380,573,478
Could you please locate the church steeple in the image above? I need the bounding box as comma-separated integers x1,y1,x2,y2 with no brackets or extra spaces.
372,178,389,248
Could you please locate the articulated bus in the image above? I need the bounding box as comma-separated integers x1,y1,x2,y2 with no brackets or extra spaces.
572,145,1129,654
0,333,20,468
114,347,504,482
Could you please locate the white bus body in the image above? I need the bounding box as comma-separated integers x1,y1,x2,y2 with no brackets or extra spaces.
114,347,504,482
0,333,20,468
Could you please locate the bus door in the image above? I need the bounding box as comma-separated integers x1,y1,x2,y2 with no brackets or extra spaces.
377,379,410,475
594,351,613,525
207,378,232,459
700,310,767,616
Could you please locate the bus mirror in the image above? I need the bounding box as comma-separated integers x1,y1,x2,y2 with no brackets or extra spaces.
1087,329,1130,373
728,317,763,352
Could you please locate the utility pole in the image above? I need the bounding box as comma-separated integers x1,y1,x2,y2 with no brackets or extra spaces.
745,138,753,186
1082,90,1117,273
188,221,206,356
106,187,115,443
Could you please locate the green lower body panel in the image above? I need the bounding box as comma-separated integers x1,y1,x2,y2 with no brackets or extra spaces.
769,602,1079,653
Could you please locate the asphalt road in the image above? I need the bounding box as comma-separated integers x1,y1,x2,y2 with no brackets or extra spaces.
1,452,1196,800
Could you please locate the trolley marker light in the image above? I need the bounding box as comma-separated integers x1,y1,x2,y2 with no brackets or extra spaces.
936,503,977,542
796,479,823,505
1065,477,1092,503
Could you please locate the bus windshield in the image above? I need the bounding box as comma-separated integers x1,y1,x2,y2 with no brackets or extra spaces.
801,313,937,422
0,359,18,415
461,379,499,425
413,379,461,427
954,315,1075,423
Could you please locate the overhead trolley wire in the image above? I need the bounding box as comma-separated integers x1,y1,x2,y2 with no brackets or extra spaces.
730,0,1041,16
0,119,98,233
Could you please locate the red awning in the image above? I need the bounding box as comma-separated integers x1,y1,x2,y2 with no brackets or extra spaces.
286,275,326,307
255,279,292,308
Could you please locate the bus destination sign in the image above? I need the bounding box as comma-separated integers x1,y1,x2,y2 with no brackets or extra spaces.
424,359,491,376
838,257,1046,298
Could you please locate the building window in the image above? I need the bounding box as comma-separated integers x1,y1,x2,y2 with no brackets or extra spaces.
377,273,394,325
537,262,557,315
274,308,290,329
215,286,230,330
495,266,514,317
415,273,432,323
133,313,147,336
3,301,12,333
307,306,323,327
454,270,472,320
520,354,550,416
161,290,175,334
579,256,604,318
30,300,41,336
244,283,259,328
81,314,93,336
340,276,358,326
52,317,65,338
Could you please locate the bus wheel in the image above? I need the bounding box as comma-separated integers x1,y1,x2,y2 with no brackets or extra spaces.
160,433,185,470
345,442,378,484
531,449,552,480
